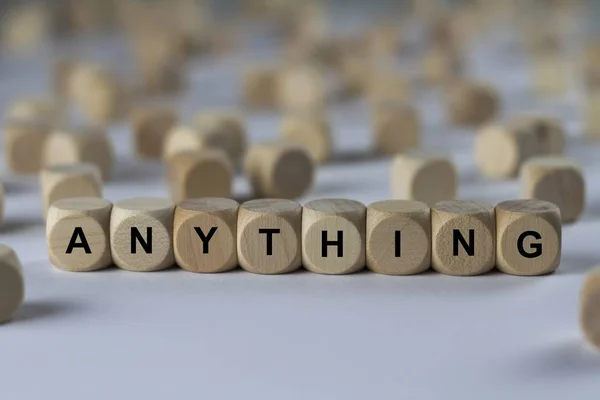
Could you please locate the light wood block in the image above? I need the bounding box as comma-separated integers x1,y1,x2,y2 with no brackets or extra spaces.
532,53,570,97
431,200,495,276
366,71,410,106
445,81,500,126
173,198,238,273
391,151,457,206
130,106,178,159
166,150,234,203
193,111,247,165
277,64,327,112
422,45,463,85
46,197,113,272
40,163,103,218
280,111,332,164
1,2,49,54
366,200,431,275
238,199,302,274
520,156,585,223
244,142,315,199
6,98,64,127
581,267,600,351
302,199,366,274
110,197,175,272
0,244,24,323
475,123,541,179
4,118,51,174
495,199,561,276
372,102,420,155
242,66,279,109
43,126,114,181
511,116,566,155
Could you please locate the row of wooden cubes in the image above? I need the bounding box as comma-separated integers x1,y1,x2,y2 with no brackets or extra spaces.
47,197,561,276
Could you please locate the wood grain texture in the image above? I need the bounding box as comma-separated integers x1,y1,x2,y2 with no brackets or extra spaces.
432,200,495,276
302,199,366,275
130,105,178,159
367,200,431,275
520,156,585,223
238,199,302,274
174,197,238,273
372,102,420,155
43,126,114,181
166,150,233,203
495,199,561,276
193,111,247,165
110,197,175,272
4,118,51,174
280,111,332,164
46,197,113,272
445,80,499,126
391,151,457,206
0,244,24,323
242,66,279,109
244,142,315,199
581,267,600,351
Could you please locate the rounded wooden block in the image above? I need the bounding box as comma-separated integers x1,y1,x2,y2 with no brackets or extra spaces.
581,267,600,351
391,151,457,206
166,150,234,203
512,116,565,156
193,111,247,164
130,106,178,159
495,200,561,276
520,156,585,223
432,200,495,276
277,64,327,111
43,126,114,181
372,103,420,155
40,163,103,218
280,111,332,164
238,199,302,274
475,123,540,179
446,81,499,126
244,142,315,199
302,199,366,275
46,197,113,272
110,198,175,272
0,244,24,323
366,200,431,275
242,66,279,109
174,198,238,273
4,118,51,174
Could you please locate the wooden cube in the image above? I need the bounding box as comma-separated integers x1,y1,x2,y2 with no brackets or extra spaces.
44,126,114,181
173,198,238,273
242,66,279,109
366,200,431,275
4,118,51,174
422,45,463,85
446,81,500,126
391,151,457,206
166,150,234,203
520,156,585,223
302,199,366,274
532,53,570,97
280,111,332,164
372,102,420,155
495,199,561,276
244,142,315,199
431,200,495,276
511,116,565,155
193,111,247,165
366,71,411,106
581,267,600,350
46,197,113,272
238,199,302,274
277,64,327,111
40,163,103,218
110,197,175,272
0,245,24,323
130,106,178,159
6,98,64,127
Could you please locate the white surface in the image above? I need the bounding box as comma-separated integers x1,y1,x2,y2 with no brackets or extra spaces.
1,19,600,400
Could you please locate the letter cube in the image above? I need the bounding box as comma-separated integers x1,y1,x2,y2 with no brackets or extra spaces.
193,111,247,165
445,80,499,126
242,66,279,109
280,111,332,164
432,200,495,276
495,199,561,276
238,199,302,274
277,64,327,111
110,198,175,272
173,198,238,273
302,199,366,274
372,102,420,155
130,105,178,160
46,197,113,272
581,267,600,351
367,200,431,275
4,118,50,174
0,244,24,323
